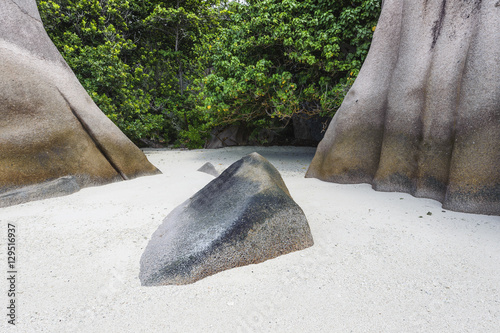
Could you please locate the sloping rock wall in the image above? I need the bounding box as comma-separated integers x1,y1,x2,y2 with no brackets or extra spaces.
0,0,160,206
306,0,500,215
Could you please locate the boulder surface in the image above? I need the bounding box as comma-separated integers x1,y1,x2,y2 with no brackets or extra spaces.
0,0,160,206
197,162,220,177
140,153,313,286
306,0,500,215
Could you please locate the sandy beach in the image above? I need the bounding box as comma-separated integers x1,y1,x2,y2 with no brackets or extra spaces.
1,146,499,332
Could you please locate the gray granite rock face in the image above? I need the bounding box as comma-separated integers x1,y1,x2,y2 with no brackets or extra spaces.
0,0,160,207
0,176,80,208
140,153,313,286
307,0,500,215
197,162,220,177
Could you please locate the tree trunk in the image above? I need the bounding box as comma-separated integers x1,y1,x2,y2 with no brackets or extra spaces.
174,0,189,130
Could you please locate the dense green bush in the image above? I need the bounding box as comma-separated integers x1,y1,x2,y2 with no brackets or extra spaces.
182,0,381,147
37,0,381,148
37,0,220,146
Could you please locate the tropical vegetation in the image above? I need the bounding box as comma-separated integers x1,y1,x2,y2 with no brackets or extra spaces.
37,0,381,148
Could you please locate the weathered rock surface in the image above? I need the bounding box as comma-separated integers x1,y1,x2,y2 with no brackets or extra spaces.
140,153,313,286
0,176,79,208
306,0,500,215
0,0,160,207
197,162,219,177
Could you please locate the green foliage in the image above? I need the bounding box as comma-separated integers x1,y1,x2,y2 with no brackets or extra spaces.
37,0,381,148
37,0,221,146
141,0,221,145
183,0,381,146
38,0,159,143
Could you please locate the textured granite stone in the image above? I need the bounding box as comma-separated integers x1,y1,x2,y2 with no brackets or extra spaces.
306,0,500,215
0,176,80,208
197,162,220,177
0,0,160,207
140,153,313,285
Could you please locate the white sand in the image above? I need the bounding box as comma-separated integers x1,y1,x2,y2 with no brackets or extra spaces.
1,146,499,332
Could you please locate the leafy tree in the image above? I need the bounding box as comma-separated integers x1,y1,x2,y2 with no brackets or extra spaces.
37,0,381,148
184,0,381,147
37,0,221,146
37,0,161,144
142,0,221,135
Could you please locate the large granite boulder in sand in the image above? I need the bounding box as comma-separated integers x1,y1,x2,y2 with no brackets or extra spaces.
306,0,500,215
140,153,313,286
0,0,160,206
